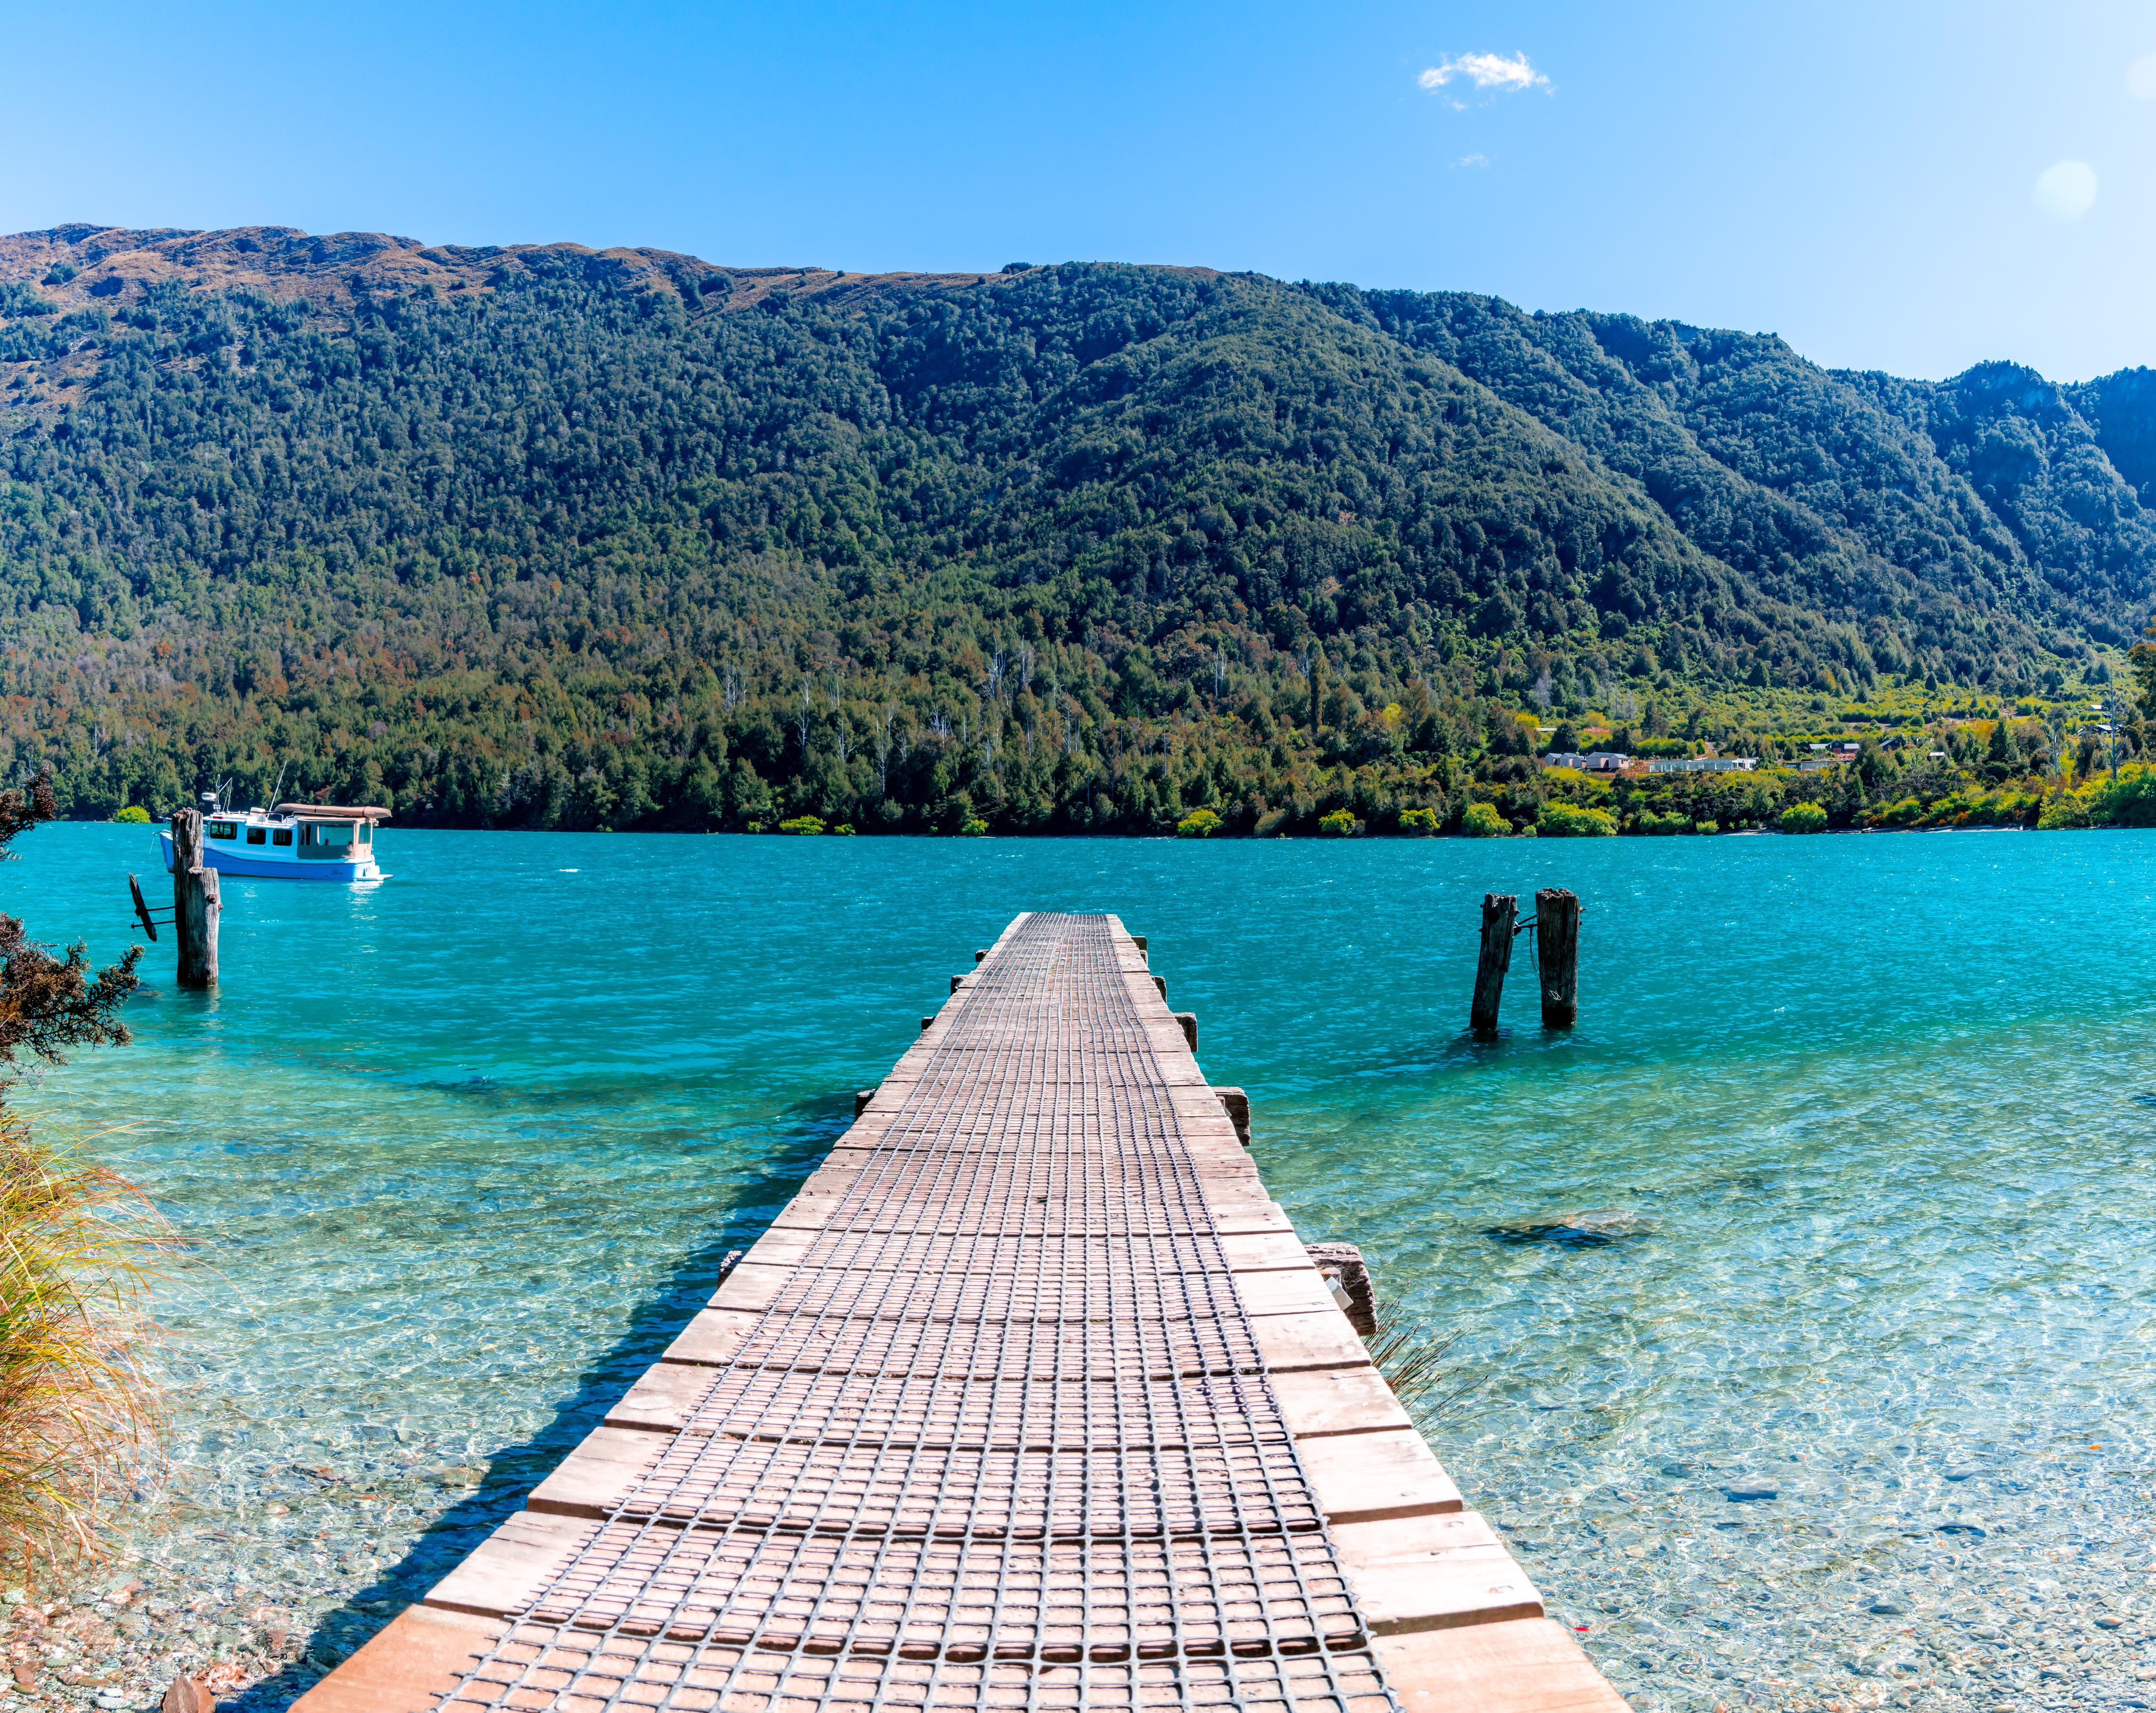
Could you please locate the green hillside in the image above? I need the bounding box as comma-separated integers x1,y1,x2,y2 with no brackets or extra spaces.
0,224,2150,833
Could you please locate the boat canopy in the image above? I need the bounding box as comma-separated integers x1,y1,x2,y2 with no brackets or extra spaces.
273,803,392,820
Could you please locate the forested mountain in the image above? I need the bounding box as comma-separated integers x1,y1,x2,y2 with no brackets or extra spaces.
0,222,2152,833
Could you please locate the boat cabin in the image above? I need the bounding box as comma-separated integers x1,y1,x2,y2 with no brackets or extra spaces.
161,798,390,882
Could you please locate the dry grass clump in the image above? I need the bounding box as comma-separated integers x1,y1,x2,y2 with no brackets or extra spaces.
1367,1295,1484,1421
0,1111,167,1579
0,763,157,1583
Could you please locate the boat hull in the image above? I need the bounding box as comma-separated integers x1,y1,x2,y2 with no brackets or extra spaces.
157,830,384,883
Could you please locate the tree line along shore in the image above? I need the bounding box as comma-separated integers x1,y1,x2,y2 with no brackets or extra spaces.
81,640,2156,839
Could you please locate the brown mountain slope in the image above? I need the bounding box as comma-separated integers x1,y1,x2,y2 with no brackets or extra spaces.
0,222,1009,315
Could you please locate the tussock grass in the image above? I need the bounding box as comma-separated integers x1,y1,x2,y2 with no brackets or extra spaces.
1367,1294,1484,1422
0,1110,168,1580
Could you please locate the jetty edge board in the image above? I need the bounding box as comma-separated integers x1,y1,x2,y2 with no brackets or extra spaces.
294,914,1628,1713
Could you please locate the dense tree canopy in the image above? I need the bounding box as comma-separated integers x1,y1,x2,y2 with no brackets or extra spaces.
0,227,2150,833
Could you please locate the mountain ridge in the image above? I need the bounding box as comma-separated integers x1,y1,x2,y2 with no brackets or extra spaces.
0,222,1048,316
1,223,2152,831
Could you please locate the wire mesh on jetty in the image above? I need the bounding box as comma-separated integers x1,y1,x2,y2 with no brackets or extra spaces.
436,913,1397,1713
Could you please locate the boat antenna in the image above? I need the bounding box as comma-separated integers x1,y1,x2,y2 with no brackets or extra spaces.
270,761,289,809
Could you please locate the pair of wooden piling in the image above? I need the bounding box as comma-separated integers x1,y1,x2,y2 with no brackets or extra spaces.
1470,888,1578,1034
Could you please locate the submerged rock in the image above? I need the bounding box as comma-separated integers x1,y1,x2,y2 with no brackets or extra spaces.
1484,1208,1650,1249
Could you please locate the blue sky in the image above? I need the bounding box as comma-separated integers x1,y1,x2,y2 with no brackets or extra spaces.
3,0,2149,381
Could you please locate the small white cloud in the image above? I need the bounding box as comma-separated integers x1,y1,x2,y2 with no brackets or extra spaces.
2129,53,2156,98
2034,159,2098,221
1419,52,1548,94
1456,153,1491,169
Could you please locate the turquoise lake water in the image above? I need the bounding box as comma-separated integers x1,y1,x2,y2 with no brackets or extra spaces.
10,823,2156,1708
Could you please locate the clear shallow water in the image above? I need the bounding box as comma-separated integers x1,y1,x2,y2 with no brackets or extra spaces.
9,825,2156,1709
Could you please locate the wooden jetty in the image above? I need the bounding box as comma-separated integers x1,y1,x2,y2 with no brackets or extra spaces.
296,914,1625,1712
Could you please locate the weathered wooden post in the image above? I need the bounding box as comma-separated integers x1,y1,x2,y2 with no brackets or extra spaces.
1305,1242,1376,1335
1536,887,1580,1028
1470,892,1516,1035
1173,1012,1198,1052
169,809,219,990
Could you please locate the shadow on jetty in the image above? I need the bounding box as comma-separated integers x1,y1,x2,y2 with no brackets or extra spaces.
225,1094,853,1711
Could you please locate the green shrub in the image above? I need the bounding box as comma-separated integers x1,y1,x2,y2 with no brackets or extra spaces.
1177,808,1224,839
111,807,150,825
1397,806,1439,836
1865,795,1924,828
1694,819,1720,835
2036,792,2096,831
960,817,990,837
831,823,857,836
777,814,826,836
1779,801,1829,834
1317,809,1358,837
2091,765,2156,827
1635,809,1689,835
1536,800,1617,837
1461,802,1509,837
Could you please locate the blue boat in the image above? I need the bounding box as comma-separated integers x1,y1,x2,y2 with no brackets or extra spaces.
159,791,389,882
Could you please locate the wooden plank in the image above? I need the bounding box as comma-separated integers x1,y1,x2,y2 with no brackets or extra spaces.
1331,1513,1545,1635
1218,1230,1317,1271
707,1261,792,1313
1301,1427,1464,1522
527,1424,668,1518
1253,1308,1379,1372
1233,1268,1341,1318
1206,1200,1297,1235
661,1307,763,1365
772,1183,854,1228
287,1606,505,1713
424,1511,590,1619
1274,1363,1415,1438
730,1227,816,1266
601,1362,710,1432
1375,1622,1633,1713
